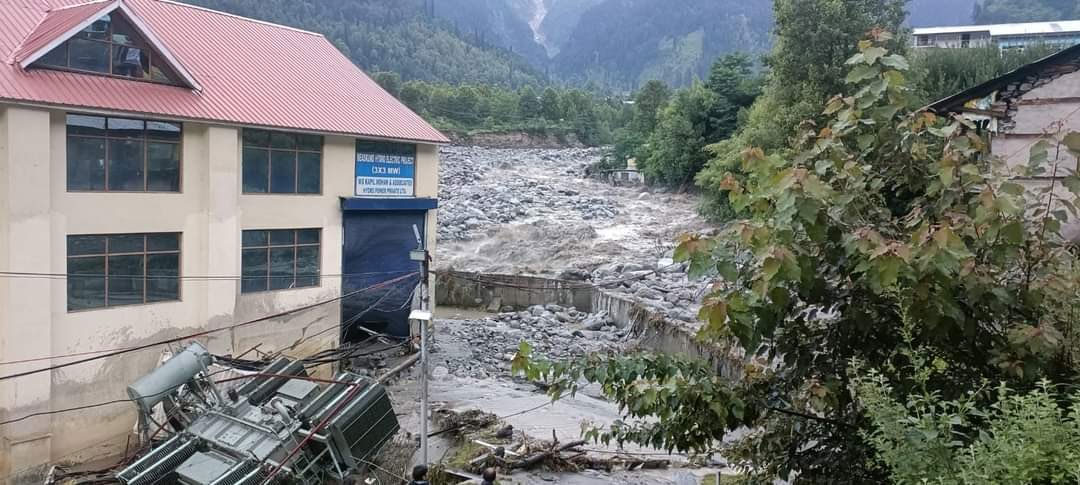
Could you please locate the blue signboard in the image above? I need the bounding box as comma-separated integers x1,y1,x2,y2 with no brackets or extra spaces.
355,141,416,197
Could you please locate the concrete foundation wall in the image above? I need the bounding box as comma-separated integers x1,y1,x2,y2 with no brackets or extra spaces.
0,103,440,480
435,271,593,312
434,270,744,378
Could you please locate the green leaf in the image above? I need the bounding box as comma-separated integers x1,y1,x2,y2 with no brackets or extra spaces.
1001,221,1024,245
1000,182,1025,196
862,47,887,64
875,255,902,289
698,301,728,328
939,167,955,186
846,64,880,84
763,257,781,282
511,341,532,376
1063,131,1080,156
879,54,909,70
731,398,745,421
1062,176,1080,195
717,261,739,281
1029,140,1050,172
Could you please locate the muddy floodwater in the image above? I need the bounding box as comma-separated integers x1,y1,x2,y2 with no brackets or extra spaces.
436,146,709,276
380,147,732,484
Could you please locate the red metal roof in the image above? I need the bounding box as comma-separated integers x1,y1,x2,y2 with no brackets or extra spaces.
11,0,112,63
0,0,449,144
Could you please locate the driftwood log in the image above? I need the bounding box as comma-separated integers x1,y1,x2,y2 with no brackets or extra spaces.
509,440,588,469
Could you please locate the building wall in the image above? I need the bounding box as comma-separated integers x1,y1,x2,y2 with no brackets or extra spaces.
915,32,992,48
0,104,440,479
990,69,1080,241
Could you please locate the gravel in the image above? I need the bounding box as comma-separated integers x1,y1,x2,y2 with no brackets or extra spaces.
435,145,716,327
433,306,624,380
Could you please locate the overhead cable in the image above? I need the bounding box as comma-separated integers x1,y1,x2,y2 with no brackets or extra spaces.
0,272,417,380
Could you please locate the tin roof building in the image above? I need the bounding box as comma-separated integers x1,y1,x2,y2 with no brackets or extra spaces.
0,0,443,477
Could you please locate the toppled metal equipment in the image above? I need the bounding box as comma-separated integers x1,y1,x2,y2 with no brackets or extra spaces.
116,343,399,484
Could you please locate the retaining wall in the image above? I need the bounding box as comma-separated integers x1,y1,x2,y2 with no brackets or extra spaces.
435,271,594,312
436,270,744,378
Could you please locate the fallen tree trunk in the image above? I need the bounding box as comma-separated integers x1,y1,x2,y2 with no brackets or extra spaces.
510,440,587,469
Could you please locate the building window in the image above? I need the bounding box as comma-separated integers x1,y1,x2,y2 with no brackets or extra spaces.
67,233,181,311
242,129,322,194
35,13,183,85
66,114,182,192
241,229,321,293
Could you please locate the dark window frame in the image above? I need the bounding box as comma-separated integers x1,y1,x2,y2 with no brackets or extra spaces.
240,228,322,294
34,13,184,86
66,113,183,193
66,232,182,312
241,129,323,195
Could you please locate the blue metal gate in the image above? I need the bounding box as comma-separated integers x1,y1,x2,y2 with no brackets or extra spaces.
341,210,425,341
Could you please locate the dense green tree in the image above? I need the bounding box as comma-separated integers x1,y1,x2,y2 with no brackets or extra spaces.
540,87,563,121
518,86,543,120
398,80,430,113
450,85,481,124
911,44,1064,104
697,0,907,220
706,53,759,107
639,84,719,186
632,80,673,135
380,79,620,145
372,71,403,98
633,54,761,189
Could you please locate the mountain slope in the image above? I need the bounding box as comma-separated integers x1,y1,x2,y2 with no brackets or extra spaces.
183,0,544,87
537,0,605,58
974,0,1080,24
551,0,773,90
908,0,977,27
433,0,549,66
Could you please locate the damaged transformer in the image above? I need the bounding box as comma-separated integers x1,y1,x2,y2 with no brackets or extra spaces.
116,343,399,484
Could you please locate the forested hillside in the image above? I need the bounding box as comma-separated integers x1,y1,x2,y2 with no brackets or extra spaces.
974,0,1080,24
184,0,545,87
432,0,548,66
551,0,773,90
537,0,606,57
907,0,977,26
184,0,1015,93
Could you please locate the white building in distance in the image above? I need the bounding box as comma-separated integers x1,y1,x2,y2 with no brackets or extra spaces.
913,20,1080,50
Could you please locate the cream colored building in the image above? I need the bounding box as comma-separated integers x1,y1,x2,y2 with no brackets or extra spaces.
0,0,448,480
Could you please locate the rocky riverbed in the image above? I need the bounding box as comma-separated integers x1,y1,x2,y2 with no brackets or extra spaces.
436,145,714,325
379,146,730,483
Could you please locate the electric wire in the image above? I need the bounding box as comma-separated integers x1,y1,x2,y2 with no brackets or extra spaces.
0,291,418,427
0,272,418,379
0,269,413,280
356,457,410,484
268,283,417,363
441,262,683,291
1,276,419,368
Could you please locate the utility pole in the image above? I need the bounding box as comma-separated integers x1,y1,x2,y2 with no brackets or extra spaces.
409,225,432,466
